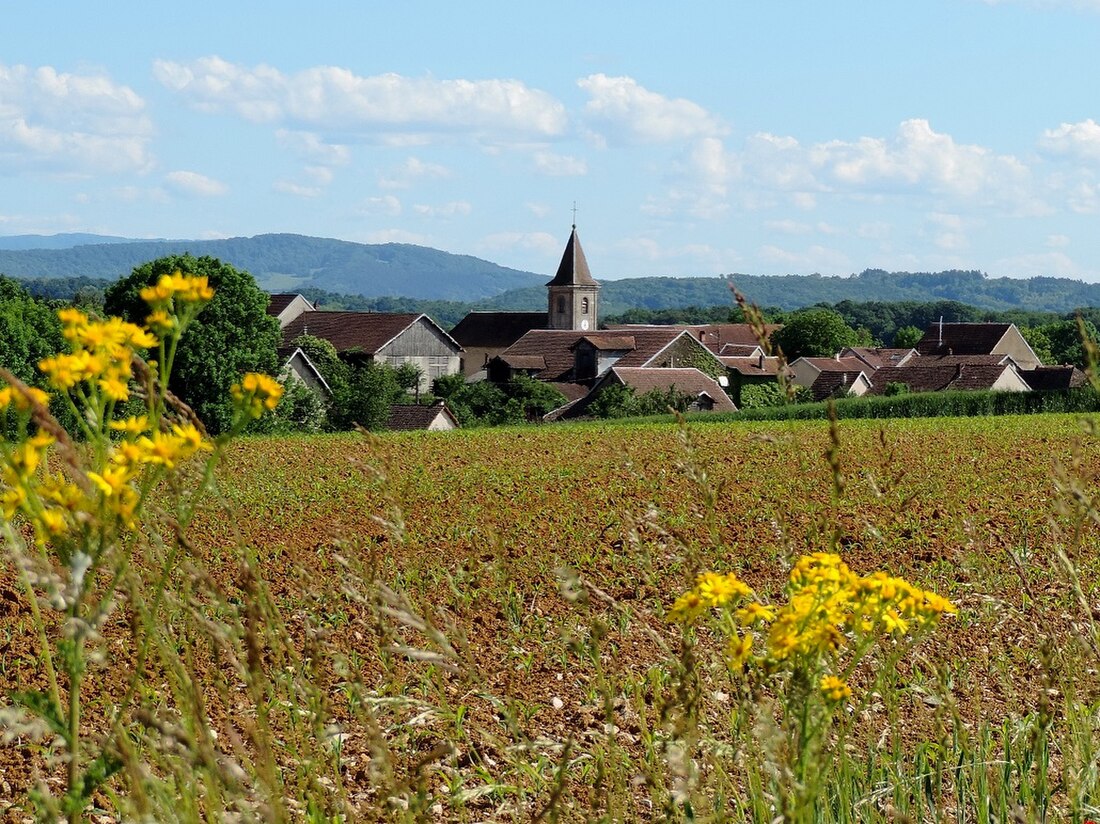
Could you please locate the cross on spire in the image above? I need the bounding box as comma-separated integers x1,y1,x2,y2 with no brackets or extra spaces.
571,201,577,229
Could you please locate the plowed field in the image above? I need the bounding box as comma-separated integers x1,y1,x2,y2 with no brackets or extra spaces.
2,413,1099,819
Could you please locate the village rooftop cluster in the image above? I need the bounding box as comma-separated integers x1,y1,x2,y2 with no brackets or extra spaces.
268,227,1084,430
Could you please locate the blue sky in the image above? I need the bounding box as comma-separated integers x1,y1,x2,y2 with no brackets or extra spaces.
4,1,1100,283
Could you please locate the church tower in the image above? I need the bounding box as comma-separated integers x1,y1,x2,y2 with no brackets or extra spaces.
547,225,600,331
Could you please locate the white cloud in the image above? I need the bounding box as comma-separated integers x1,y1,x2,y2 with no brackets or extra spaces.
479,231,560,257
525,202,551,219
533,151,587,176
1047,233,1070,247
275,129,350,165
378,156,450,189
273,180,322,198
812,119,1030,200
154,57,568,141
358,195,403,216
1039,119,1100,162
413,200,472,218
765,219,814,235
578,74,725,144
757,244,852,274
993,250,1083,278
0,63,153,175
165,170,228,197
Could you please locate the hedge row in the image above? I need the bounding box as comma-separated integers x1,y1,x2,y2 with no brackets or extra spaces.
716,387,1100,423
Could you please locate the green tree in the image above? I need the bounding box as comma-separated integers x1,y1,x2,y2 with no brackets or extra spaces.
0,277,65,388
104,255,280,433
892,325,924,349
769,308,863,360
1020,326,1054,366
1040,319,1099,367
507,375,567,421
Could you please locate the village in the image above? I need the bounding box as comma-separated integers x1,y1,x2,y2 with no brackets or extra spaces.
268,226,1086,431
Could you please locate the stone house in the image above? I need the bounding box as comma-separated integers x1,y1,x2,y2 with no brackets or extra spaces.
550,366,737,420
386,401,460,432
280,311,462,393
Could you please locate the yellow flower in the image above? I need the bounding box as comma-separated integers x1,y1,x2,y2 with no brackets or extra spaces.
145,309,177,334
667,590,706,624
727,633,754,669
230,372,284,419
140,271,214,307
109,415,150,435
820,675,852,702
88,465,133,498
695,571,751,607
735,601,776,626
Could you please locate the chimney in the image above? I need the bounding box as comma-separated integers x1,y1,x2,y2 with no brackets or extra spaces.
938,316,944,347
758,351,764,370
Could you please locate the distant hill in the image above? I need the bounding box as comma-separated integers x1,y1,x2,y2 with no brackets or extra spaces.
3,232,1100,314
0,233,545,301
480,269,1100,315
0,233,140,250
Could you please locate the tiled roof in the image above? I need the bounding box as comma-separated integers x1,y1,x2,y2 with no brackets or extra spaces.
549,381,590,402
386,403,458,431
721,355,781,376
839,347,916,369
499,328,685,381
908,354,1013,368
719,343,763,357
449,312,547,348
547,227,598,287
267,294,299,316
1023,365,1087,391
915,323,1011,356
281,312,460,355
809,370,868,401
609,367,737,412
499,354,547,371
797,356,868,373
868,364,1014,394
574,334,635,351
604,323,781,352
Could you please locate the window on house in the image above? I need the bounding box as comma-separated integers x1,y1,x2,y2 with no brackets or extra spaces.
557,296,566,314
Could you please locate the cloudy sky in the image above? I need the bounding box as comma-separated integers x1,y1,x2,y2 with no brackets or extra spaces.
4,1,1100,282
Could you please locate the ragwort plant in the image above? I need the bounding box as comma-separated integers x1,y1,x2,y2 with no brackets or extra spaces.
0,272,282,822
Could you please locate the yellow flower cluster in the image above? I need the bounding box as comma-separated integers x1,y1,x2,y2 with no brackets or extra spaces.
38,310,157,402
140,271,214,334
139,272,215,306
668,552,957,697
767,553,956,663
1,408,211,541
230,372,284,420
668,571,753,623
820,674,852,702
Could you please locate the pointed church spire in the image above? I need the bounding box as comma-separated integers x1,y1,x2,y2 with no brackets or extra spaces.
548,225,598,287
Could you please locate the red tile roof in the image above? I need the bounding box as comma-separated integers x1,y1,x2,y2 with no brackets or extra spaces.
267,293,299,316
839,347,917,369
498,328,686,382
449,312,547,348
609,367,737,411
1022,366,1087,390
809,370,869,401
868,364,1016,394
281,312,460,355
386,403,459,431
915,323,1012,356
721,355,781,376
